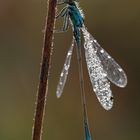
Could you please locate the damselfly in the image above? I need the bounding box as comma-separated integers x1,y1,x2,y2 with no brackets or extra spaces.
55,0,127,139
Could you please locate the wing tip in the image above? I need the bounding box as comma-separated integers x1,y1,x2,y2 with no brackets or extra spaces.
56,90,62,98
116,73,128,88
97,95,114,110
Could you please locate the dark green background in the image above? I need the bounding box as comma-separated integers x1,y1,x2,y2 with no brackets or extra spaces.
0,0,139,140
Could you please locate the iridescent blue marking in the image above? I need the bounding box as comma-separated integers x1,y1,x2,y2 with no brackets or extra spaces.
68,1,83,45
85,123,91,140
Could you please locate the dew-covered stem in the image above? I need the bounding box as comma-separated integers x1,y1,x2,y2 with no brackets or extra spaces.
32,0,57,140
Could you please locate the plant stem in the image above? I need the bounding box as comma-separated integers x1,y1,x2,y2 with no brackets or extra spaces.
32,0,57,140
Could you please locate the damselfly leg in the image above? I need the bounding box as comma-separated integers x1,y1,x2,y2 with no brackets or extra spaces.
55,4,69,32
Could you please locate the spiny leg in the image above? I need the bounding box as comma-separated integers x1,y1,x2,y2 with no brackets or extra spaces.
56,6,68,18
57,2,65,5
57,0,66,5
55,12,69,33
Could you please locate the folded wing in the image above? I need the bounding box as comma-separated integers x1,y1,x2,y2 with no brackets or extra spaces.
56,38,74,98
82,27,113,110
92,39,127,88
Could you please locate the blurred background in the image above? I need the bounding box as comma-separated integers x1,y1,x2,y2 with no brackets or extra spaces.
0,0,140,140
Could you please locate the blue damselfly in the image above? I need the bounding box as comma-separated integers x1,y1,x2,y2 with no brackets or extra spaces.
55,0,127,139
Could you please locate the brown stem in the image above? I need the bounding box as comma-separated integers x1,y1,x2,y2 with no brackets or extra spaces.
32,0,57,140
